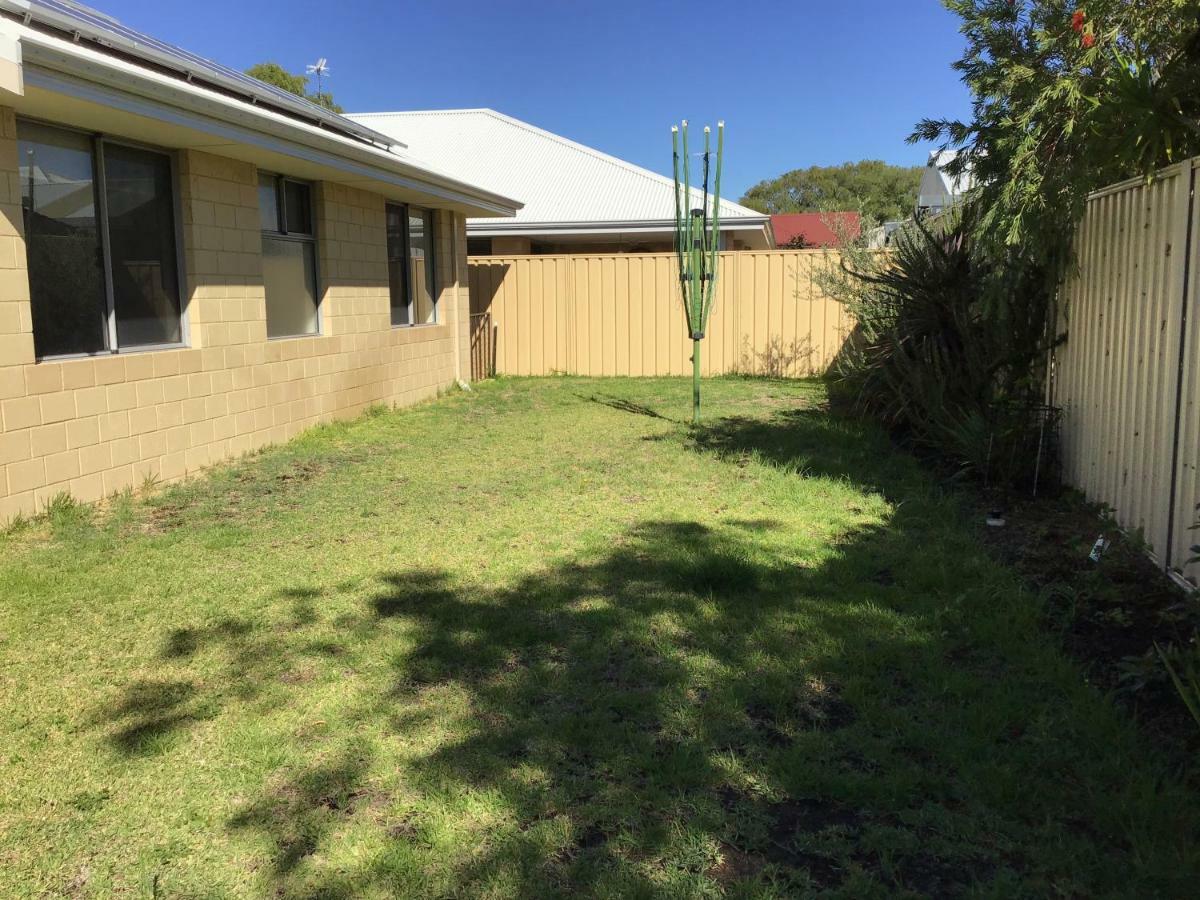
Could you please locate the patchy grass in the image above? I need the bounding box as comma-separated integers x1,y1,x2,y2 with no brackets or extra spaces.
0,376,1197,898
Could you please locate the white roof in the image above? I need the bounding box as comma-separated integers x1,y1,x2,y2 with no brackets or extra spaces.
918,149,975,210
347,108,770,239
0,7,521,218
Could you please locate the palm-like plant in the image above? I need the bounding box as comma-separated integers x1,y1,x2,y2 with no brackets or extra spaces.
828,209,1055,486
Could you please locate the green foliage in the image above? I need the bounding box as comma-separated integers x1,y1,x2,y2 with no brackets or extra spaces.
1157,642,1200,729
244,62,307,96
782,233,813,249
912,0,1200,276
827,2,1200,486
42,490,93,538
739,161,922,221
245,62,344,114
822,212,1056,486
306,91,344,114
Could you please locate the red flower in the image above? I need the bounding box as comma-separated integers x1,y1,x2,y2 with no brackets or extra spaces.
1072,10,1086,32
1082,31,1095,48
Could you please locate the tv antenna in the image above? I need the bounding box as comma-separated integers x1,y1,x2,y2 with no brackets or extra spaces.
306,57,330,95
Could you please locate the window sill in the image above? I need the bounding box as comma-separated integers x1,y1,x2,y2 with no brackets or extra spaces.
36,342,188,364
391,322,441,330
267,332,322,341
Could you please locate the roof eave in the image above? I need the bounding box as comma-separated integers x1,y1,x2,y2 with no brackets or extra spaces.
0,0,402,150
467,217,770,236
9,22,523,217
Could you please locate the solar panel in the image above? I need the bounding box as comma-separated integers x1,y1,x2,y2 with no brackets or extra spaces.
3,0,399,149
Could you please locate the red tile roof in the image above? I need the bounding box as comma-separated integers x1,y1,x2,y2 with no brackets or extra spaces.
769,212,861,248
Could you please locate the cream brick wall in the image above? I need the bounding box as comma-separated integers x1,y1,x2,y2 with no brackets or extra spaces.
0,111,473,522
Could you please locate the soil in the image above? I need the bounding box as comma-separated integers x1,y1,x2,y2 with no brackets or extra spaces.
971,487,1200,756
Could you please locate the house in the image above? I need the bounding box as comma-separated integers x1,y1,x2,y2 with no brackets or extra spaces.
0,0,520,521
864,220,905,249
769,212,860,248
917,149,974,216
347,109,774,255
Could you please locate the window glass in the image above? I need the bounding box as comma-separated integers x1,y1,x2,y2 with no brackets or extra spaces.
18,121,108,357
263,239,318,338
261,172,318,338
409,207,437,324
258,174,278,231
386,204,410,326
104,142,182,347
283,180,312,235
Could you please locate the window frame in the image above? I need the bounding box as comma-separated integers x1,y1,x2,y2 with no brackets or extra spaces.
259,171,321,340
18,116,189,361
385,202,439,328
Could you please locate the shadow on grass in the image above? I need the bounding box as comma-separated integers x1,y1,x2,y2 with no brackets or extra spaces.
97,405,1198,896
581,392,676,422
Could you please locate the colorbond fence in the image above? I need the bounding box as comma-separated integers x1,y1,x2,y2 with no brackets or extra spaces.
1052,158,1200,583
466,251,853,379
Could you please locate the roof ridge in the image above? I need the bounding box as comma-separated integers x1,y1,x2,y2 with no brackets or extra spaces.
350,108,764,219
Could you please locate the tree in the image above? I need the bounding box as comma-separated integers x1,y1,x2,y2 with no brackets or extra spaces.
822,1,1200,488
245,62,307,96
306,91,343,114
738,161,924,222
912,1,1200,277
245,62,344,114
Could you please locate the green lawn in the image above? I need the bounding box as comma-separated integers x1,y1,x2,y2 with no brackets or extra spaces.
0,376,1196,898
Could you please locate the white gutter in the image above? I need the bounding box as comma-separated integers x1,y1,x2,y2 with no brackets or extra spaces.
467,218,770,236
5,18,523,217
0,28,20,95
0,0,399,150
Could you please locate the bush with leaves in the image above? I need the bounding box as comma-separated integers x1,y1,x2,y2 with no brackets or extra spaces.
245,62,344,113
823,3,1200,487
914,1,1200,295
822,209,1057,487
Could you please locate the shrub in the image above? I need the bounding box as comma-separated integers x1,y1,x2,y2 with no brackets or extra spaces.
824,210,1057,487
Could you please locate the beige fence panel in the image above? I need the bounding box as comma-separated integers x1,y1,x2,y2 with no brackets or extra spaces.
1170,180,1200,581
467,250,853,380
1052,159,1198,582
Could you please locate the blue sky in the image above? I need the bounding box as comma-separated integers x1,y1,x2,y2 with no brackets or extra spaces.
97,0,972,199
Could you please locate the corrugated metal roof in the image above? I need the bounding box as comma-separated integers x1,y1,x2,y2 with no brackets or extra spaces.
1,0,401,150
1,4,521,215
769,213,860,248
347,109,768,229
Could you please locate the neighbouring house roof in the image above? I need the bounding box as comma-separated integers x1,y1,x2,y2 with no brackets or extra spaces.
347,108,773,247
769,212,860,248
917,149,975,212
0,0,522,218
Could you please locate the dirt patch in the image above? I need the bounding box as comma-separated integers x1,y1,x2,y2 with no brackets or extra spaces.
797,677,856,731
142,501,187,534
708,842,765,883
744,700,792,747
387,817,419,840
279,666,315,686
713,788,860,889
268,460,326,487
712,785,996,894
975,491,1199,749
742,679,855,749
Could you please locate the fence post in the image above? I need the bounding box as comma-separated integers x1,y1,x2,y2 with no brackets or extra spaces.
1165,161,1198,572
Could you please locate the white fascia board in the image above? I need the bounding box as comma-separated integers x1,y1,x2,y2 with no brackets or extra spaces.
10,24,521,216
0,29,21,95
0,0,399,149
468,218,769,237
